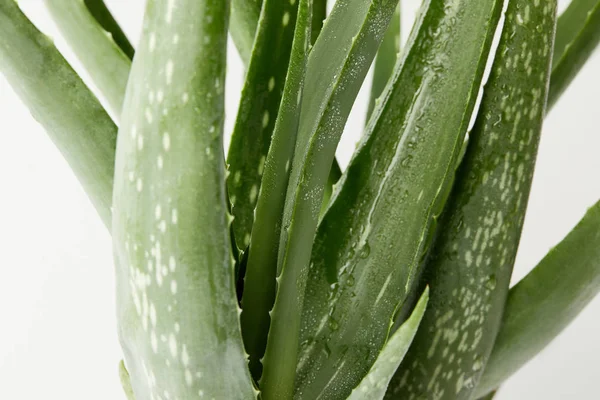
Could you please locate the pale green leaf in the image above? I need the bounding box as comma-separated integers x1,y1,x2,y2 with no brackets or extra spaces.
0,0,117,228
45,0,131,120
112,1,255,398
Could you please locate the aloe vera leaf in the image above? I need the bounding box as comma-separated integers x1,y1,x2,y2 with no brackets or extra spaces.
0,0,117,229
231,0,262,64
295,1,503,398
347,288,429,400
112,1,255,398
366,4,400,120
84,0,134,59
118,360,136,400
227,0,299,252
385,2,558,399
237,0,308,381
474,200,600,397
259,2,401,399
548,0,600,110
45,0,131,121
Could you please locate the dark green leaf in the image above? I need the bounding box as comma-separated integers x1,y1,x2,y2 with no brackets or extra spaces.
259,1,401,398
386,1,557,398
237,0,309,382
297,1,503,399
549,0,600,110
227,0,299,252
475,200,600,397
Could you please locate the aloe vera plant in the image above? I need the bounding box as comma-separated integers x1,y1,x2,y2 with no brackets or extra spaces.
2,0,600,399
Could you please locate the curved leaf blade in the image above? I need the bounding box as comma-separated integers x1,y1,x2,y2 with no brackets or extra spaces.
296,1,503,398
45,0,131,120
0,0,117,228
112,1,255,398
227,0,299,251
259,1,401,398
348,288,429,400
238,0,310,381
549,0,600,110
475,200,600,397
386,1,558,398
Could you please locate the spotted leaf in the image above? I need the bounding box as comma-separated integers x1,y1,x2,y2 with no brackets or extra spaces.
476,200,600,397
296,1,504,398
385,1,558,399
112,1,255,398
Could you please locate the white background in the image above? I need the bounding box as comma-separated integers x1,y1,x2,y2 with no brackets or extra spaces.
0,0,598,399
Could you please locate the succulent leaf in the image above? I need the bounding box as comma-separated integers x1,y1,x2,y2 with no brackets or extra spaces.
227,0,300,253
295,1,504,399
112,1,255,398
0,0,117,228
475,200,600,397
348,288,429,400
548,0,600,110
386,1,558,398
238,0,311,382
259,1,401,398
45,0,131,121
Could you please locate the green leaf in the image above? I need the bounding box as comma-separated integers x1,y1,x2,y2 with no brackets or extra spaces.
112,1,255,398
347,288,429,400
231,0,262,65
84,0,134,59
227,0,299,252
259,1,401,399
385,1,558,399
475,200,600,397
548,0,600,110
366,4,400,120
45,0,131,120
236,0,307,381
296,1,503,398
0,0,117,229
